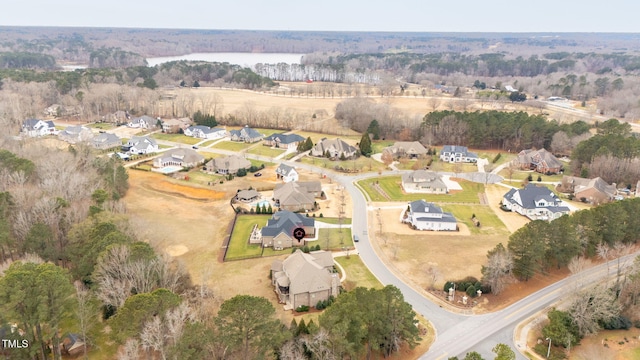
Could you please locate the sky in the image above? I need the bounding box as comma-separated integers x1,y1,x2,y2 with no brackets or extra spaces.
2,0,640,33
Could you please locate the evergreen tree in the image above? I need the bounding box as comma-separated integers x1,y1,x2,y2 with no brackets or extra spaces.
359,132,372,157
367,120,381,140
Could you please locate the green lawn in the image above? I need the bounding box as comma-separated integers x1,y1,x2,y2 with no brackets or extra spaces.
358,176,485,203
212,140,253,152
439,204,509,235
394,157,435,170
199,139,220,147
88,122,114,130
371,140,395,154
335,255,383,290
430,161,478,173
499,169,564,183
248,146,286,158
316,217,352,225
313,228,353,250
300,156,386,173
226,215,271,260
151,133,201,145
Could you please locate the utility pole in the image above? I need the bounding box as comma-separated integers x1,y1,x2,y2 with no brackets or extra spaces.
546,337,552,359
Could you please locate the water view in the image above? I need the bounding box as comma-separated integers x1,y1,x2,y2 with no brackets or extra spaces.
145,52,304,68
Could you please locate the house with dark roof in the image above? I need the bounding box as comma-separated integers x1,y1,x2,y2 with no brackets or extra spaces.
515,148,563,174
91,133,122,150
401,170,448,194
439,145,478,163
502,184,570,220
264,133,306,150
261,210,316,250
561,176,617,204
271,250,339,309
310,138,357,159
205,155,251,175
21,119,57,137
275,164,299,183
273,181,322,212
127,136,159,154
383,141,428,159
229,126,264,143
184,125,227,139
153,148,205,168
404,200,457,231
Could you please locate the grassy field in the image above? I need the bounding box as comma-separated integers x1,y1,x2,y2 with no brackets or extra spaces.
226,215,271,260
394,157,434,171
300,155,387,173
499,169,564,183
291,130,361,144
370,140,395,154
314,228,353,250
247,146,286,158
358,176,485,203
315,217,352,225
430,161,479,173
88,122,114,130
212,140,253,152
440,204,509,235
335,255,383,290
151,133,201,145
185,170,224,186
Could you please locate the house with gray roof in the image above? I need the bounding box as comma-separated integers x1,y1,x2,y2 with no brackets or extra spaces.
21,119,57,137
271,249,339,309
58,125,94,144
264,133,306,150
502,184,570,221
310,138,357,159
184,125,227,139
128,115,156,129
205,154,251,175
127,136,159,154
561,176,617,204
383,141,428,159
276,164,299,183
229,126,264,143
402,170,448,194
404,200,457,231
153,148,204,168
261,210,316,250
91,133,122,150
236,189,260,202
439,145,478,163
515,148,563,174
273,181,322,212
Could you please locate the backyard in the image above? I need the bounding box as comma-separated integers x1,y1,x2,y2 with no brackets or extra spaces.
151,132,201,145
300,155,387,173
211,140,254,152
247,145,287,158
358,176,485,203
226,214,271,260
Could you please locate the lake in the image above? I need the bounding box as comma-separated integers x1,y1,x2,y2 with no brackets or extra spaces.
145,52,304,68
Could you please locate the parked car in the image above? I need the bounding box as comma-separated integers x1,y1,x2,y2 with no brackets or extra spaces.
254,172,262,177
192,145,199,149
353,235,359,242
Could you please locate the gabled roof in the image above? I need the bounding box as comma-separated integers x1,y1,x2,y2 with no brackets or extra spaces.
504,184,563,210
230,127,263,139
386,141,428,155
517,148,562,169
409,200,444,214
265,133,305,144
92,133,121,144
157,148,204,164
280,250,334,295
274,181,322,206
134,115,156,123
261,210,315,237
313,138,357,155
209,154,251,171
276,163,297,176
440,145,477,158
237,189,260,200
129,136,158,148
402,170,446,186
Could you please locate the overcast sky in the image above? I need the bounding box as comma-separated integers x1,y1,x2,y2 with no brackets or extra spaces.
2,0,639,33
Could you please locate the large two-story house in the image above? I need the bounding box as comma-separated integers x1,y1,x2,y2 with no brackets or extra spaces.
184,125,227,139
126,136,159,154
261,211,316,250
273,181,322,212
264,133,306,150
502,184,570,220
439,145,478,163
560,176,617,204
383,141,428,159
310,138,357,159
205,154,251,175
229,126,264,143
21,119,57,137
404,200,457,231
91,133,122,150
401,170,448,194
275,164,299,183
515,148,563,174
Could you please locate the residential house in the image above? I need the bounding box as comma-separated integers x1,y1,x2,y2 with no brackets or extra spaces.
383,141,428,159
44,104,78,117
271,250,339,309
401,170,448,194
58,125,93,144
502,184,570,221
102,110,130,124
21,119,56,137
403,200,457,231
184,125,227,139
273,181,322,212
229,126,264,143
128,115,156,129
275,164,299,183
153,148,204,168
515,148,563,174
310,138,358,159
161,117,192,133
439,145,478,163
561,176,617,204
261,210,316,250
91,133,121,150
264,133,306,150
236,189,260,202
127,136,159,154
205,155,251,175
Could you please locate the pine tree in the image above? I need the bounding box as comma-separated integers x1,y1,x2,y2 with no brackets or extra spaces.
359,132,372,157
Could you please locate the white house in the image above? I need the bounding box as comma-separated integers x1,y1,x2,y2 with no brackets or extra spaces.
127,136,159,154
401,170,448,194
404,200,457,231
21,119,57,137
184,125,227,139
275,164,299,183
128,115,156,129
439,145,478,163
502,184,570,221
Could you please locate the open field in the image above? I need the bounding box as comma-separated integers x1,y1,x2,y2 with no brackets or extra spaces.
498,169,564,183
151,133,201,145
211,140,254,152
247,146,286,157
335,255,382,290
358,176,485,203
300,155,387,173
439,204,509,235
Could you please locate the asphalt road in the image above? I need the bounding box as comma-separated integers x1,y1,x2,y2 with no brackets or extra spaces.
152,141,639,359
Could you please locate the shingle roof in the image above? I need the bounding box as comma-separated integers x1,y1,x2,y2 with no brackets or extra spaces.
280,250,334,295
157,148,204,165
440,145,477,158
265,133,305,144
261,210,314,237
274,181,321,207
210,155,251,171
276,163,296,176
312,138,357,155
409,200,444,214
402,170,447,189
386,141,428,155
128,136,158,148
517,149,562,169
504,184,562,210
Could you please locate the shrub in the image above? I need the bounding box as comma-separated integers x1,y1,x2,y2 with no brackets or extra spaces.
248,165,259,173
527,174,533,181
601,316,632,330
537,176,542,182
236,168,247,177
466,285,476,298
319,213,323,218
296,305,310,312
443,281,455,292
302,245,310,253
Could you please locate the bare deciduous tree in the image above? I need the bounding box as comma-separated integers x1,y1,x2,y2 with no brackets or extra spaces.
481,244,514,295
568,284,621,336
